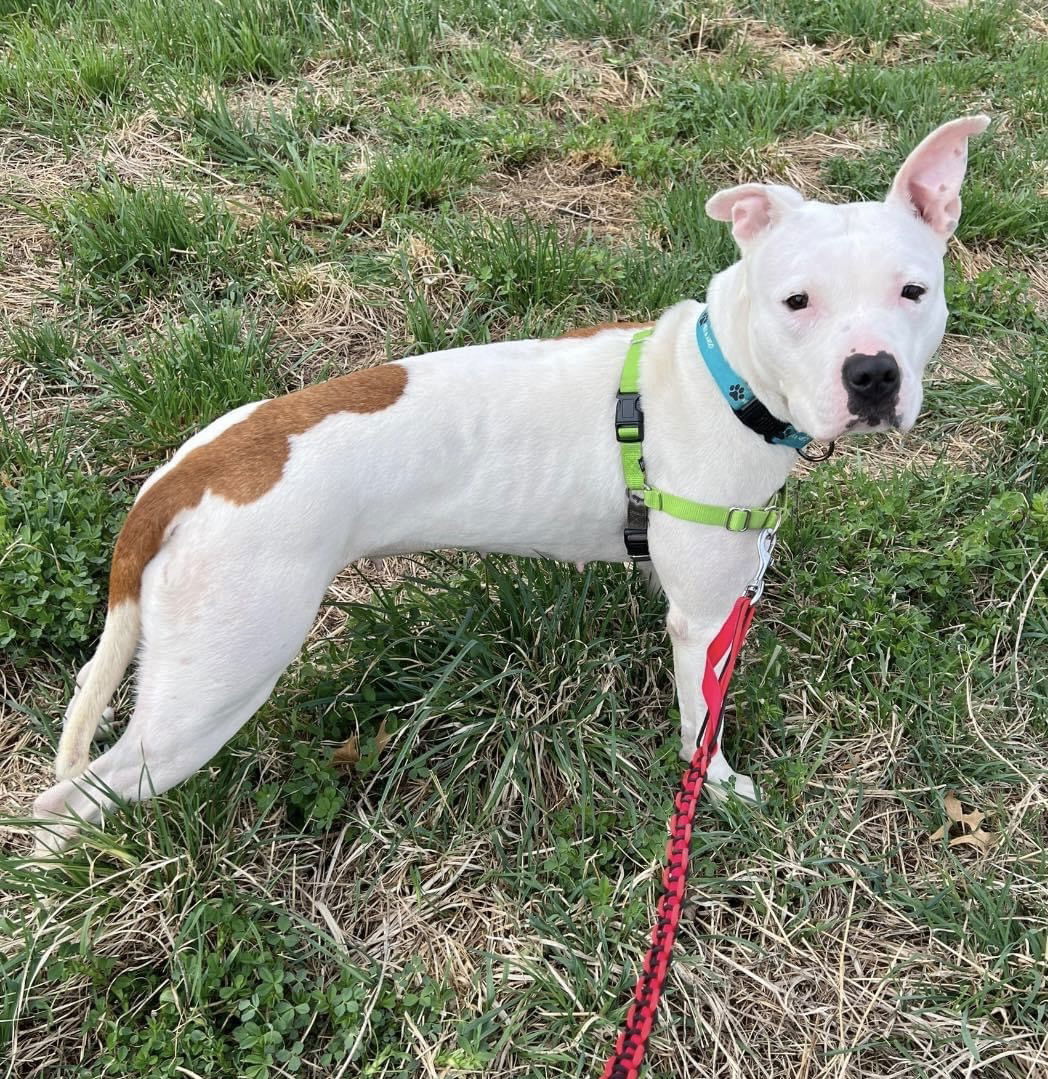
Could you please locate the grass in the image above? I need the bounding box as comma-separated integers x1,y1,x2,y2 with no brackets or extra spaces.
1,1,1046,1077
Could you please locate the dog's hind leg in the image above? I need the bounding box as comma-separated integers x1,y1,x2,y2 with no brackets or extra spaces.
32,560,330,856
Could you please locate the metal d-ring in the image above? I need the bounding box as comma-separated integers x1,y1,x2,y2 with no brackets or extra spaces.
798,440,836,463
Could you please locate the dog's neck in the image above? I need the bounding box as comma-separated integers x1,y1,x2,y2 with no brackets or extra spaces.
704,262,794,430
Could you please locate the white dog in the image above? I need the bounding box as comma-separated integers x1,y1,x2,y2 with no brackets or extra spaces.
31,116,988,855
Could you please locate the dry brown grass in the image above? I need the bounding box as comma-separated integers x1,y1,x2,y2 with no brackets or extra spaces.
464,155,642,240
752,121,890,196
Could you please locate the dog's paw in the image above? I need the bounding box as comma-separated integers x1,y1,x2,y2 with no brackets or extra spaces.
96,706,116,739
30,791,78,858
707,771,760,806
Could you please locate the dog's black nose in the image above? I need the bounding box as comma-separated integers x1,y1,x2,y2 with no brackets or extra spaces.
842,351,900,405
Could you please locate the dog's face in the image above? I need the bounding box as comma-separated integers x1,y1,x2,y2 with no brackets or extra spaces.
707,116,989,443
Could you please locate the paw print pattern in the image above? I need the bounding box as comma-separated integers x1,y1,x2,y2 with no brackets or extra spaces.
729,383,747,402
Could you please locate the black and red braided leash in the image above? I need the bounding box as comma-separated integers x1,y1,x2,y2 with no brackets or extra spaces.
601,531,773,1079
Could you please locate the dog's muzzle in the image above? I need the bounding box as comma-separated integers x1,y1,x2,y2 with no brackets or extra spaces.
842,351,900,423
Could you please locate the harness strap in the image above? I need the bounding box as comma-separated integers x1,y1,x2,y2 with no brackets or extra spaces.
616,327,780,560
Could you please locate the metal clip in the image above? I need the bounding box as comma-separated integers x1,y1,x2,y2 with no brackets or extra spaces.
744,528,777,604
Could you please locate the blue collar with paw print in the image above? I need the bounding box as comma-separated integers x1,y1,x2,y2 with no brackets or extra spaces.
695,309,813,450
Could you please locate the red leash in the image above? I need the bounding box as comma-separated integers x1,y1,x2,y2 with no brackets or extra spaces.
602,530,773,1079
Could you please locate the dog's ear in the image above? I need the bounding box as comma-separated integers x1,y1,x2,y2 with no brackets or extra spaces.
705,183,806,249
887,115,990,240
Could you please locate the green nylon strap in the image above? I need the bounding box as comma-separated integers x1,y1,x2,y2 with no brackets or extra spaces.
618,329,652,492
617,328,780,534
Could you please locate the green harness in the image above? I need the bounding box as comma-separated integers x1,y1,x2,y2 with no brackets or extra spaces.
616,327,781,560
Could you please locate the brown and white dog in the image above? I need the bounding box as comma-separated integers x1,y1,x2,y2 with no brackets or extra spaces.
31,116,988,856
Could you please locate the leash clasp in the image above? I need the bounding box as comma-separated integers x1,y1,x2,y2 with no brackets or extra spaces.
744,527,777,604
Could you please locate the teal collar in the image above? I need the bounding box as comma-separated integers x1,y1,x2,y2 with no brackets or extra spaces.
695,310,812,450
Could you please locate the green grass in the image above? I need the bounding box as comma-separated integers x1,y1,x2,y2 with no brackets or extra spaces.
2,1,1047,1076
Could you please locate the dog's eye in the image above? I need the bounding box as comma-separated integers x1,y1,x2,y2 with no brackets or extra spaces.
784,292,809,311
901,284,926,302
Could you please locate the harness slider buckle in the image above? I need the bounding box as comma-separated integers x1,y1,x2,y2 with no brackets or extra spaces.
615,393,644,443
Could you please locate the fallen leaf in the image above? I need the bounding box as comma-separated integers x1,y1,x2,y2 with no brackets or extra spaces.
332,736,361,766
929,791,994,852
949,830,996,854
332,720,389,767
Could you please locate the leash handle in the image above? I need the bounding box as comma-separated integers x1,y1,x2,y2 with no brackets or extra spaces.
601,594,756,1079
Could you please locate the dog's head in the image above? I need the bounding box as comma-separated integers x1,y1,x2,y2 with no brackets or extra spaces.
706,116,989,443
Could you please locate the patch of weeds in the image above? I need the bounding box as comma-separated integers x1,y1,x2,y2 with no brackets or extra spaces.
183,91,284,171
653,61,830,155
403,292,494,354
744,0,930,48
184,92,369,222
121,0,307,82
334,0,444,64
368,145,484,214
184,87,361,175
447,43,564,105
934,0,1021,58
279,553,667,837
0,425,129,665
433,214,619,318
88,305,279,459
2,853,459,1076
0,22,139,141
612,242,710,314
993,337,1048,464
566,111,683,184
271,144,367,222
642,181,738,279
954,178,1048,250
3,319,80,385
52,179,243,311
945,266,1042,337
533,0,684,42
479,107,558,168
779,455,1045,785
890,866,1048,1028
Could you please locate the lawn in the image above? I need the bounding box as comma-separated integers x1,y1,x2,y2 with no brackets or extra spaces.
1,1,1046,1076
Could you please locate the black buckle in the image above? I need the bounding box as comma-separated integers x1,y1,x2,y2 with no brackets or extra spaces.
734,397,790,443
615,392,644,442
624,492,650,561
623,528,650,560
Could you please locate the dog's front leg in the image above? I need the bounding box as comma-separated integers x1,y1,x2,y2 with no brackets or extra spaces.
666,604,758,803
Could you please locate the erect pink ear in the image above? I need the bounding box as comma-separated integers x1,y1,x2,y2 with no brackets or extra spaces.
705,183,806,249
887,115,990,239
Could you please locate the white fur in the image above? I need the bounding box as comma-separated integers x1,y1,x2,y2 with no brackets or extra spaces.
30,118,987,856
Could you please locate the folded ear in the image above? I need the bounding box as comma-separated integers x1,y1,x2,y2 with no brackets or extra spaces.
887,115,990,239
705,183,806,249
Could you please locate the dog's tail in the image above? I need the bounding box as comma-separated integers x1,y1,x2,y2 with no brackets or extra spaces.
54,599,140,780
54,470,177,779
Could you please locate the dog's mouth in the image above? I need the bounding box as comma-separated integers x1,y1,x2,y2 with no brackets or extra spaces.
845,413,900,431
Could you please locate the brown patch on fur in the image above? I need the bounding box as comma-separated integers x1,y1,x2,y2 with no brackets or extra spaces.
557,321,652,339
108,364,408,607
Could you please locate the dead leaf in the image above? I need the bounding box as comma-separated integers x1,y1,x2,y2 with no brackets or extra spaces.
949,830,996,854
332,720,389,767
929,791,995,852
